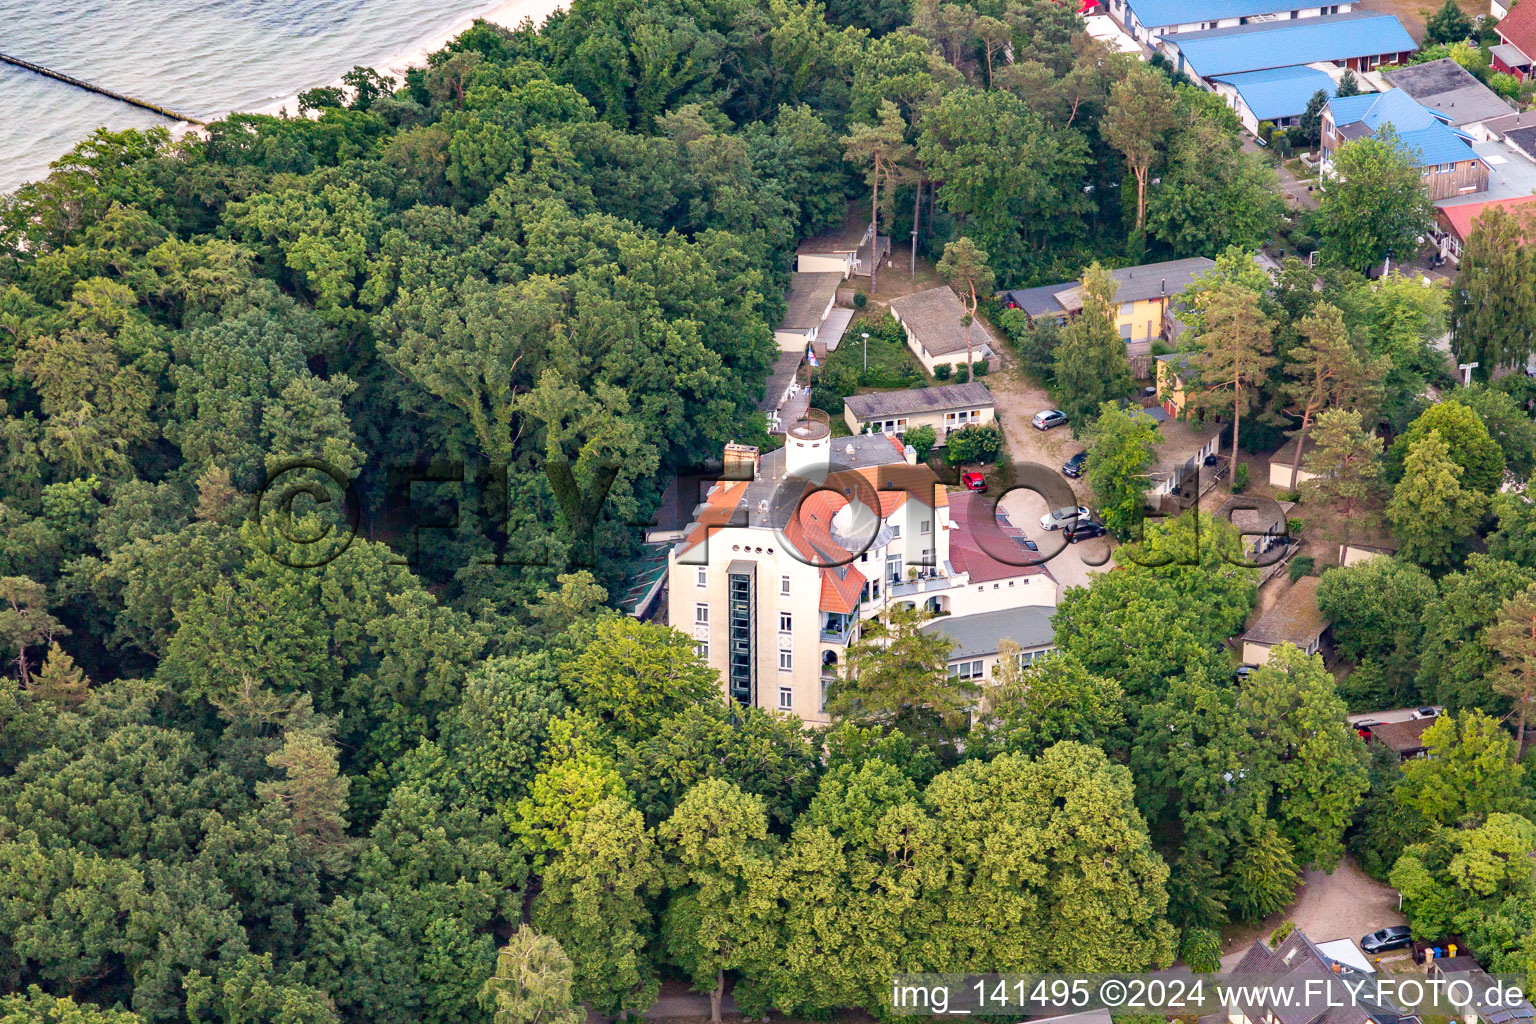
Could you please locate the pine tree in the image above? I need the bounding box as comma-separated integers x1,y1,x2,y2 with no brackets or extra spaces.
1192,281,1277,479
937,237,994,373
1301,408,1386,535
32,642,89,707
1229,813,1301,920
1388,429,1489,570
1102,63,1178,235
1279,303,1386,491
256,726,354,869
1425,0,1473,44
1452,204,1536,375
1487,584,1536,761
842,101,913,297
194,464,240,522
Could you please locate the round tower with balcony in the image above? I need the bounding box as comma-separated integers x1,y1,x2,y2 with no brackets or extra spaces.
783,408,831,481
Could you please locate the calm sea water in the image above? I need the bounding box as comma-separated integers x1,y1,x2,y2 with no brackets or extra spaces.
0,0,495,191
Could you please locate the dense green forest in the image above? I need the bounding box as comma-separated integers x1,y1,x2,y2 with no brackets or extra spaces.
0,0,1480,1020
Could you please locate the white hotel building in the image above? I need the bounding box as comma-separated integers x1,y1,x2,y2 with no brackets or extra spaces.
667,414,1058,723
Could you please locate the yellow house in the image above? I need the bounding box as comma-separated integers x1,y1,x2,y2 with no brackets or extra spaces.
1000,256,1218,351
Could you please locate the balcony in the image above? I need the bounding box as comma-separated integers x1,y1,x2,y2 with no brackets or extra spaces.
820,617,856,644
888,574,958,599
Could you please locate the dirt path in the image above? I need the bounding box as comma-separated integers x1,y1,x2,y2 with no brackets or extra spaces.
1219,856,1406,968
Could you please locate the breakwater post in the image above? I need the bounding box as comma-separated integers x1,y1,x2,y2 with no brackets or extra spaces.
0,52,205,125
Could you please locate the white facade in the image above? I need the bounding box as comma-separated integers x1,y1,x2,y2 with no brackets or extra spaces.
667,431,1056,724
1104,0,1353,47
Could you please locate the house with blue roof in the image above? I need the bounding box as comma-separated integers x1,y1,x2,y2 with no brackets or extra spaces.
1158,10,1416,86
1211,65,1336,134
1101,0,1354,48
1322,89,1489,201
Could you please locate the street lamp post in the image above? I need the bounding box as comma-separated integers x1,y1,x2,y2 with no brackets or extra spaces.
861,332,870,372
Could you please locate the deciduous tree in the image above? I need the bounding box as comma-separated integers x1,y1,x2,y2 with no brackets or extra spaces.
1052,264,1134,432
1315,129,1432,274
658,780,777,1024
478,927,585,1024
827,604,968,754
1084,400,1157,538
532,797,663,1019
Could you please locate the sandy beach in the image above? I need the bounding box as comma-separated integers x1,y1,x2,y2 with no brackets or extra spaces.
250,0,567,119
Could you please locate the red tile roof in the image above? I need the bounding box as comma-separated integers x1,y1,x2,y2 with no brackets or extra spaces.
676,479,749,555
1499,1,1536,62
820,563,867,613
1437,195,1536,243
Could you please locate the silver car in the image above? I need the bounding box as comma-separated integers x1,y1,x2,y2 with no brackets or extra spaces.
1032,409,1068,430
1039,505,1091,531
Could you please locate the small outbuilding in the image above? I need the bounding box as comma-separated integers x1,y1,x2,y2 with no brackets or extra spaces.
842,382,995,440
1240,575,1329,665
888,286,997,374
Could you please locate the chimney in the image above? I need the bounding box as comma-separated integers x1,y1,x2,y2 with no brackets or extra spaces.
723,442,760,481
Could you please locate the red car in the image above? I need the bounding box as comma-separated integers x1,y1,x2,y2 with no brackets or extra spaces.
961,472,986,492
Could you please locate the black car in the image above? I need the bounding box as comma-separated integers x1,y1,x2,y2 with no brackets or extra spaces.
1360,926,1413,954
1064,519,1107,543
1234,664,1258,682
1062,451,1088,478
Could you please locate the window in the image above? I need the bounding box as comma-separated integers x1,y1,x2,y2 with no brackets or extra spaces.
948,659,985,680
696,567,707,588
1018,647,1054,667
780,575,791,596
778,686,794,711
886,555,903,584
1119,301,1135,316
694,603,709,624
779,650,793,672
1435,162,1455,174
695,641,709,660
779,611,793,633
920,519,931,535
891,524,901,538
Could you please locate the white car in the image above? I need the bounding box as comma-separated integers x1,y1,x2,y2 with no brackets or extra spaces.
1039,505,1091,531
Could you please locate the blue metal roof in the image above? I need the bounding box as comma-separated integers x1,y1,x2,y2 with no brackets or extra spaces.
1168,11,1417,78
1127,0,1316,29
1329,89,1480,168
1212,65,1335,121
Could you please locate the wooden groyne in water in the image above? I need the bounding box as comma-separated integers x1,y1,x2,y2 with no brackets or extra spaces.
0,52,205,125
